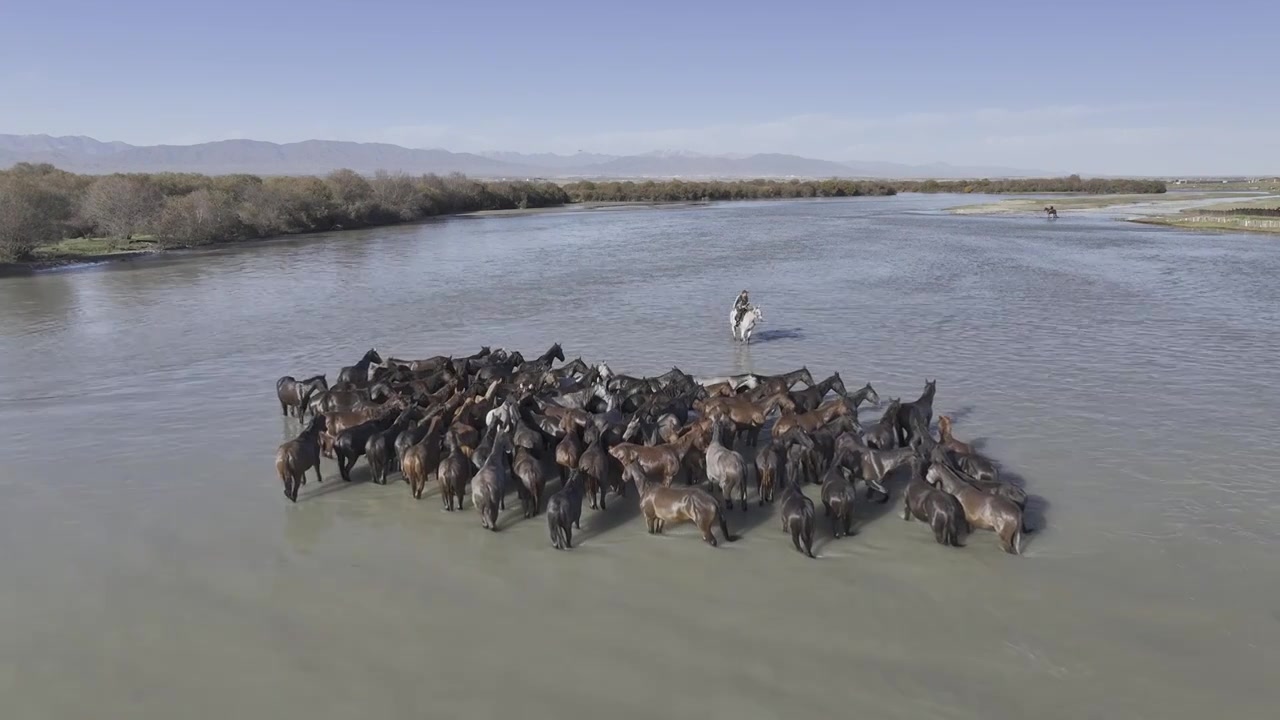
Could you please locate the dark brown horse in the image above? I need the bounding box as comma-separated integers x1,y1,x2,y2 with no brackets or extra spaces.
578,426,624,511
472,429,514,530
546,470,585,549
337,348,382,387
864,398,901,450
902,457,967,547
819,455,858,539
276,374,328,417
779,480,816,558
787,373,848,413
513,445,555,518
275,415,326,502
895,379,936,447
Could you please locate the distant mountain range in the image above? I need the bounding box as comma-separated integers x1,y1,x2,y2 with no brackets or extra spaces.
0,134,1050,179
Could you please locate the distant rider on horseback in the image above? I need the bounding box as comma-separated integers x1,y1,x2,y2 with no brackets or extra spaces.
733,289,751,331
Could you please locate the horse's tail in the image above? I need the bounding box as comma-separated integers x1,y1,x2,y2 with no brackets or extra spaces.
548,512,566,549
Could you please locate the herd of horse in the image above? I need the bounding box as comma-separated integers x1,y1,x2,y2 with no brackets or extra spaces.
274,344,1033,557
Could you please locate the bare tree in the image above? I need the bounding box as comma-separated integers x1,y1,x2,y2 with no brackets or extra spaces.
369,171,421,221
83,175,162,239
0,175,72,260
150,189,241,248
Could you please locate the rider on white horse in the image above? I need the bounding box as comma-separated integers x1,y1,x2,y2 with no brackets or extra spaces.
733,290,751,330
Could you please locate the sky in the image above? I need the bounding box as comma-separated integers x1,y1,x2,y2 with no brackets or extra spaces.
2,0,1277,175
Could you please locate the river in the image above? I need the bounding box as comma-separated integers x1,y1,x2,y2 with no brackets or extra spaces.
1,194,1277,719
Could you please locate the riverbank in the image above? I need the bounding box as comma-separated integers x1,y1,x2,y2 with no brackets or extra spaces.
949,191,1280,236
1130,215,1280,234
1,200,730,276
947,192,1241,215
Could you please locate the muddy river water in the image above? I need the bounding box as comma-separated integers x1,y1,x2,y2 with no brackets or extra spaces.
1,194,1277,719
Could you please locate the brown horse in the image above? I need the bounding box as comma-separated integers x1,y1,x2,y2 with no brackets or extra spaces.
927,460,1024,555
275,415,326,502
437,430,472,511
513,445,555,518
937,415,974,455
936,416,1001,483
554,418,585,482
608,430,698,487
771,396,856,440
755,439,783,505
628,462,736,547
402,417,444,499
697,392,790,447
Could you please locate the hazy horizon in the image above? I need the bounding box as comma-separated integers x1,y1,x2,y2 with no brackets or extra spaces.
3,0,1277,176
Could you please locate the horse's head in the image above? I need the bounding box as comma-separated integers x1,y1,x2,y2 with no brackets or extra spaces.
861,382,880,407
549,342,564,363
622,416,642,442
796,365,814,387
596,362,614,380
363,348,382,364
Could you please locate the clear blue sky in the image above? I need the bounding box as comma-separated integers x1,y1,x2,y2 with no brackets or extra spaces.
2,0,1276,174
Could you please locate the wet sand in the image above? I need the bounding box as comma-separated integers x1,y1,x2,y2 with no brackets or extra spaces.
1,193,1277,719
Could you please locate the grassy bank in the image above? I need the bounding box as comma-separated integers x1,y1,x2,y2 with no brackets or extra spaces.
1130,195,1280,234
1130,215,1280,234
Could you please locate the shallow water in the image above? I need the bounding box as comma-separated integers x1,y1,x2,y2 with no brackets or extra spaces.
1,194,1277,719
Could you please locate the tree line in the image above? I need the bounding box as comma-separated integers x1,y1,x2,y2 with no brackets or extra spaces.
895,175,1167,194
0,163,570,261
561,175,1166,202
561,178,898,202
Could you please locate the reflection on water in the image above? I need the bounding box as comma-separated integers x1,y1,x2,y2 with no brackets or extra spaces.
1,194,1278,719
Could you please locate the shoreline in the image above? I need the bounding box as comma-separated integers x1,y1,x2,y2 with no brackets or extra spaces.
949,191,1280,236
0,200,718,277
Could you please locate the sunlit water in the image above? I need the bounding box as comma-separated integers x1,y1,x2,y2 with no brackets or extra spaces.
1,194,1277,719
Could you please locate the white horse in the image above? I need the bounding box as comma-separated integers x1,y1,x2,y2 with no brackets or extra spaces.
730,306,763,343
